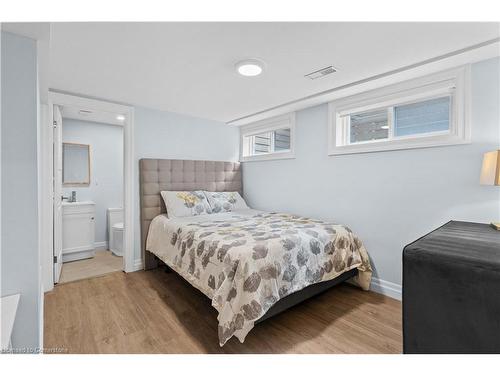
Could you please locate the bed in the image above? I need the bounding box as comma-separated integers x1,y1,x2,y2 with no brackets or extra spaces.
140,159,372,346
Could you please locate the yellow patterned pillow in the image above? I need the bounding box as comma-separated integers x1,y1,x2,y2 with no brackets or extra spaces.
160,190,212,218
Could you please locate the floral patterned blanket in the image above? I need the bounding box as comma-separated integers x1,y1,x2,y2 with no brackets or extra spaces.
146,209,372,346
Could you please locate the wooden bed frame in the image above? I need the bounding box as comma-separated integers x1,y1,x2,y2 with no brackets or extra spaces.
139,158,357,324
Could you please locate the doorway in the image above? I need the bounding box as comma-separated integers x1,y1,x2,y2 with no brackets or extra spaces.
43,92,135,289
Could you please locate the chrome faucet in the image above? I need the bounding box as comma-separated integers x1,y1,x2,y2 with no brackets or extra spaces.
61,191,77,203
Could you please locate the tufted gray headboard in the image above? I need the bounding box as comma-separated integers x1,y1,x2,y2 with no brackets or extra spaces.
139,158,242,269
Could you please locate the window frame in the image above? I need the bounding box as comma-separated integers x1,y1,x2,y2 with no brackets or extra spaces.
240,113,296,162
328,66,471,155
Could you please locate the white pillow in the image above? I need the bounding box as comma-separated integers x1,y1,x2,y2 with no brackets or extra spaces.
161,190,212,218
205,191,249,213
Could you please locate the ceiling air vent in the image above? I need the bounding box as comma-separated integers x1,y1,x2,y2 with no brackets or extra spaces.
305,65,337,80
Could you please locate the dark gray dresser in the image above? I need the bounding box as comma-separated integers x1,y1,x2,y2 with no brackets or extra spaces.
403,221,500,354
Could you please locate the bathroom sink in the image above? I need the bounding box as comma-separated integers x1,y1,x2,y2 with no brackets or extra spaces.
62,200,95,206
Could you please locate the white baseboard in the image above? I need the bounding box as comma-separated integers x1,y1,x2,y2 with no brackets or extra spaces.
94,241,108,251
132,258,143,272
62,249,95,263
370,277,402,301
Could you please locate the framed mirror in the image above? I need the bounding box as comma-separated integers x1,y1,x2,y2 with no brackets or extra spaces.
63,143,91,186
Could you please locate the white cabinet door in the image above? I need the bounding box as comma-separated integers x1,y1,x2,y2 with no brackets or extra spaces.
62,203,96,262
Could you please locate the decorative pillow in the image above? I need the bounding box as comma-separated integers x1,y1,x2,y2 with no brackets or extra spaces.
161,190,212,218
205,191,249,213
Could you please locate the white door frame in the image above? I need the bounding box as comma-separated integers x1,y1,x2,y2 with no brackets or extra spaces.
42,91,136,291
52,105,63,283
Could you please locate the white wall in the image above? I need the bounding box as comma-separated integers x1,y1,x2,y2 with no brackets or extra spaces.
62,118,123,246
242,57,500,292
1,31,40,350
133,106,240,264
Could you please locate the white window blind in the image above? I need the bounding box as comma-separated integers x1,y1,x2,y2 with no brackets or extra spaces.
394,96,450,137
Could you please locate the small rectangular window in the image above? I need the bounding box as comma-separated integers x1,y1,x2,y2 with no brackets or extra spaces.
240,114,295,161
329,66,470,155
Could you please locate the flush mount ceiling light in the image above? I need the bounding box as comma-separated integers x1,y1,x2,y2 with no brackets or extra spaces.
116,115,126,121
235,59,265,77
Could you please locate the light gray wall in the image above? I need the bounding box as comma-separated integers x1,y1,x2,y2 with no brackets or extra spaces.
133,106,240,261
62,119,124,245
1,31,40,350
243,57,500,286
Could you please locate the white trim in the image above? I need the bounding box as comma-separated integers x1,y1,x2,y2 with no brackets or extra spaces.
328,66,471,155
42,92,136,296
132,258,144,272
40,104,54,292
62,250,95,263
62,245,95,254
239,113,296,162
227,39,499,127
38,281,44,349
370,277,402,301
94,241,108,251
335,80,455,117
241,152,296,162
123,107,135,273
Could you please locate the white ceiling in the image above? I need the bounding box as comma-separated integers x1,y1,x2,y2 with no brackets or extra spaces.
49,22,500,123
61,105,126,126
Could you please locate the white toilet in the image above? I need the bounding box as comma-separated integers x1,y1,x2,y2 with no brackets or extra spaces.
107,208,124,256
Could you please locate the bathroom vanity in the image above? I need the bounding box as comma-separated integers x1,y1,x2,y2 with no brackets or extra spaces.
62,201,96,262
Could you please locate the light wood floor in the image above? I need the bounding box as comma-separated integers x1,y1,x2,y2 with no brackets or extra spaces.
59,250,123,284
44,269,402,354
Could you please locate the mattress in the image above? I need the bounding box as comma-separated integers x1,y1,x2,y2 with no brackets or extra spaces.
146,209,372,346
